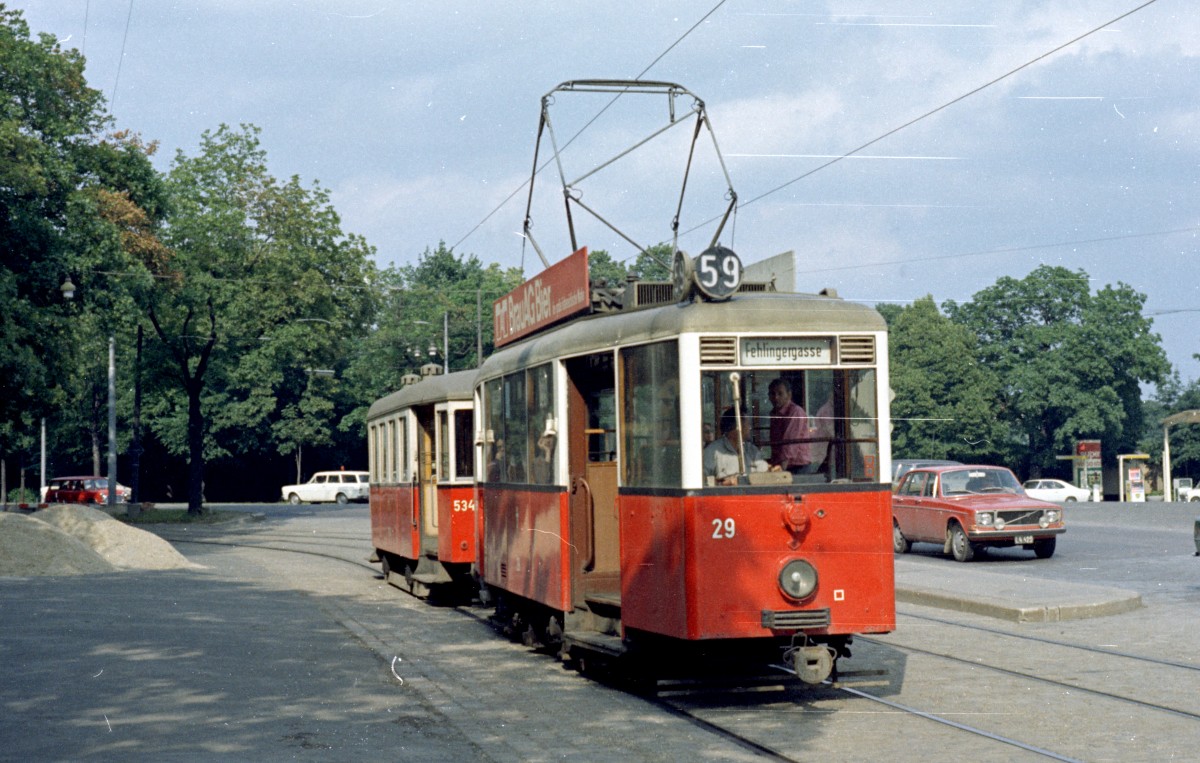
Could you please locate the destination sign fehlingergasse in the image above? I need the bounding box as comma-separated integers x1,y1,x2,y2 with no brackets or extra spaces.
741,337,833,366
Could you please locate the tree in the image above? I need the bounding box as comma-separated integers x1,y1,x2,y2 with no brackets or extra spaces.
150,124,377,514
946,265,1169,477
885,296,1005,462
1,9,167,487
344,243,523,427
1140,372,1200,478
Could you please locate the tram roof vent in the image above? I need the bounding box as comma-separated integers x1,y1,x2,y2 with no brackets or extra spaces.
419,362,444,377
838,336,876,364
700,336,738,365
632,281,675,308
591,278,779,314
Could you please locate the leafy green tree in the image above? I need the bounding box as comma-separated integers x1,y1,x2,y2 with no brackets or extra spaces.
1140,371,1200,479
149,124,377,513
946,265,1169,477
885,296,1006,462
1,8,167,483
344,243,523,427
587,249,627,287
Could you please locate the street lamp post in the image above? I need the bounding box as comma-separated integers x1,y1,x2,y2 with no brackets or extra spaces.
61,277,120,510
411,313,449,373
107,337,117,509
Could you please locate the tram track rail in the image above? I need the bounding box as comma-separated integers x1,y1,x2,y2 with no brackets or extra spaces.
896,608,1200,672
149,528,1196,761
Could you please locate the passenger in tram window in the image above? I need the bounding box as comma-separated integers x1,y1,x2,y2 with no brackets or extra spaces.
767,378,814,474
486,439,505,483
808,395,836,474
531,431,556,484
702,422,715,445
507,453,525,483
703,407,773,486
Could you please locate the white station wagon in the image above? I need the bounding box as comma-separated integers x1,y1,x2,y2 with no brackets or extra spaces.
281,471,369,505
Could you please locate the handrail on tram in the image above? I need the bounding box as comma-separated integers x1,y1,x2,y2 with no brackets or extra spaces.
573,476,595,572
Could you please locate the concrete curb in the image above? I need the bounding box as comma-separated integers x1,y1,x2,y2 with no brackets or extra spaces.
894,560,1143,623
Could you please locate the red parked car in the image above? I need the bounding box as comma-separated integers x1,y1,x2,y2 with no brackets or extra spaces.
42,476,131,505
892,464,1064,561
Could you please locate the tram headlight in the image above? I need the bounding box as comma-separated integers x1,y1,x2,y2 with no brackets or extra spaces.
779,559,818,601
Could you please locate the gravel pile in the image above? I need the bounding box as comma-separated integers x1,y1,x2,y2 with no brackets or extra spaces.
0,505,199,577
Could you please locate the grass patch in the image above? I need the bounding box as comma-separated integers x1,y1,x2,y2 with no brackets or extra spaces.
121,507,244,525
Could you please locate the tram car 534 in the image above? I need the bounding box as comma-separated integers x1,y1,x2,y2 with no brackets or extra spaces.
367,369,478,598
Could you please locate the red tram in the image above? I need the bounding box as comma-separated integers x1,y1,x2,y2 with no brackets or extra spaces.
480,246,892,682
367,369,477,597
368,246,895,684
368,80,893,684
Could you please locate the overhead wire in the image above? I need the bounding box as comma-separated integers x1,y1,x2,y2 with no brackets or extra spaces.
680,0,1163,241
731,0,1162,214
110,0,135,110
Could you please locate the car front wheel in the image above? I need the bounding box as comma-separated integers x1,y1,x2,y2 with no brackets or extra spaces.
949,524,975,562
288,493,302,505
1033,537,1056,559
336,493,348,505
893,522,911,554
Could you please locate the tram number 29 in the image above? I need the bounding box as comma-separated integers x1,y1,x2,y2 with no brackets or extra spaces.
452,499,476,512
711,518,736,539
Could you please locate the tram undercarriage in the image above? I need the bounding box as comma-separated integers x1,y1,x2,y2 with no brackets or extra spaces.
486,586,850,687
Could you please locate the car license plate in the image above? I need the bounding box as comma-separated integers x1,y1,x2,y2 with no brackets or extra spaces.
1014,534,1034,544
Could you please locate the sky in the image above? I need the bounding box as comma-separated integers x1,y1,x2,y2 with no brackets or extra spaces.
12,1,1200,383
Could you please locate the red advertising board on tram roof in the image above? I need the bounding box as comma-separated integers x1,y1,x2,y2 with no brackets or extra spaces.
493,247,591,347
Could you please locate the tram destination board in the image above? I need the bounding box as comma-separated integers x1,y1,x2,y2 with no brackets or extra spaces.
741,337,833,366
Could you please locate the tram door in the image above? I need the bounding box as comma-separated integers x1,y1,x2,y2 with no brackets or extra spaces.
566,355,621,610
414,405,438,556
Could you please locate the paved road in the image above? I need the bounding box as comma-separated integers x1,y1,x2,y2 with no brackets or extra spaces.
0,506,764,762
3,501,1196,761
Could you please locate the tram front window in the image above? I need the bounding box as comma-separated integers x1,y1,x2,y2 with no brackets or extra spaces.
700,368,880,483
621,341,681,488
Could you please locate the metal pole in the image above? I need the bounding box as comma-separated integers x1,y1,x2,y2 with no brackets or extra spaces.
40,417,46,503
1162,423,1173,502
108,336,117,509
443,311,449,373
477,289,482,365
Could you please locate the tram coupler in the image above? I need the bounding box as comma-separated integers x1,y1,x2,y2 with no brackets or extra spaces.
793,645,835,684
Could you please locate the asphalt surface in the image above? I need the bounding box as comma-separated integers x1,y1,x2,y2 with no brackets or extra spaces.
0,499,1191,761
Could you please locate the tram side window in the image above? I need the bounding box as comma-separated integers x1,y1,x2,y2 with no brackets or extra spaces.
484,378,505,482
437,410,450,482
527,364,556,485
454,410,474,481
396,415,409,483
368,423,379,482
621,341,681,488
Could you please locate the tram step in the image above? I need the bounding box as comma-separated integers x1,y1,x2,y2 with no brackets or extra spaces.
564,631,626,657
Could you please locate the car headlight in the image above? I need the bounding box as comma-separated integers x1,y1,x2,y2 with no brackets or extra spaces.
1044,509,1060,525
976,512,993,527
779,559,818,601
